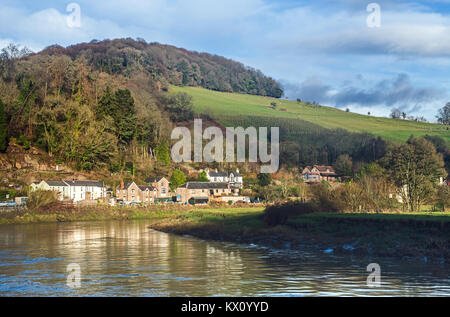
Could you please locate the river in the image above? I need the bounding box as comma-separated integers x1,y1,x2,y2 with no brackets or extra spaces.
0,220,448,296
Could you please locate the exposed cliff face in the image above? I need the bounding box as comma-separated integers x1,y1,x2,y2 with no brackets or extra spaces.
0,141,57,171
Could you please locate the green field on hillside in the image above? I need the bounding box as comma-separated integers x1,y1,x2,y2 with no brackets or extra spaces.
171,86,450,143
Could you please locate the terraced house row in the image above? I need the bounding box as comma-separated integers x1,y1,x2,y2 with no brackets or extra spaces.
30,170,248,205
31,180,107,203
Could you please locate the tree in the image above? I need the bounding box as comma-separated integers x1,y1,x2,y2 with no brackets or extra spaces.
258,173,272,187
170,169,186,190
96,87,136,149
156,140,171,167
333,154,353,176
390,108,401,119
162,92,194,122
437,102,450,125
382,137,447,212
0,98,8,152
198,171,209,182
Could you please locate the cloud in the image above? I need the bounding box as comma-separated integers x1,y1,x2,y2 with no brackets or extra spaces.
282,74,447,120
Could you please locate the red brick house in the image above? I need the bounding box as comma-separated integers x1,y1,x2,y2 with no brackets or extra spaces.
116,182,157,204
302,165,337,183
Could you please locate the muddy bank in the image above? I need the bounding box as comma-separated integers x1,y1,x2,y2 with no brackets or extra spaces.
148,211,450,264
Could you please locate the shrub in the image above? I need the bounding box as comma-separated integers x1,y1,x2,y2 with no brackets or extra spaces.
264,201,319,226
26,190,58,210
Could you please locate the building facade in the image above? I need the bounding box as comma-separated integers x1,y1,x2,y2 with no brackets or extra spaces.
176,182,233,204
116,182,157,204
302,166,337,183
30,180,107,203
206,169,243,189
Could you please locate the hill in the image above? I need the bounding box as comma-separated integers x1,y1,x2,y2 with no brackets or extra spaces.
40,38,283,98
171,86,450,143
0,38,448,180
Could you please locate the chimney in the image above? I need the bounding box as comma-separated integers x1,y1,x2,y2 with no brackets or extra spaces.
120,181,124,189
236,168,239,174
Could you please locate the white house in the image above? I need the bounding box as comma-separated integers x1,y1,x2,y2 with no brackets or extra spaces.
30,180,107,203
64,180,107,203
30,180,69,201
205,169,243,189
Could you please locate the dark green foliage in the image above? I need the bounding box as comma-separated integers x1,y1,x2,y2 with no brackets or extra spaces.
0,98,8,152
258,173,272,187
161,92,194,122
156,141,171,167
220,115,387,168
97,88,136,148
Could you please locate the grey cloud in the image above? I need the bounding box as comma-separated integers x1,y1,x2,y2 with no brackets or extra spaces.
281,74,446,117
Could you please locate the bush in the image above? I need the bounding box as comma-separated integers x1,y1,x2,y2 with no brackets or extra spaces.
26,190,58,210
308,183,344,213
264,201,319,226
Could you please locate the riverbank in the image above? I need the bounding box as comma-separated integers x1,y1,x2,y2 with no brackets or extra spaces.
147,208,450,263
0,204,262,225
1,205,449,263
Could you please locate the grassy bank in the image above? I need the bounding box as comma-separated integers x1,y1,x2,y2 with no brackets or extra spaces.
0,204,263,225
2,206,449,262
148,208,450,262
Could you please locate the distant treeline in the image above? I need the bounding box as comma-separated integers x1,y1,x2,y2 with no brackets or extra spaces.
220,115,388,168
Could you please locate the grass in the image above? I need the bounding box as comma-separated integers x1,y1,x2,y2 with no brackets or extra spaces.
171,85,450,143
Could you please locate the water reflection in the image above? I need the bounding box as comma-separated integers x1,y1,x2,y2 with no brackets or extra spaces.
0,220,448,296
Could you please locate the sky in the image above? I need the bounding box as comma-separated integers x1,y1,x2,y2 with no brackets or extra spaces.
1,0,450,121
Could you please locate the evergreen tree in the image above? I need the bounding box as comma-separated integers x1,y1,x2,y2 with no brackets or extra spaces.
156,141,171,167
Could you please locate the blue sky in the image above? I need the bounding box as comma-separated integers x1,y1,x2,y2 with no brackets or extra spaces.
1,0,450,121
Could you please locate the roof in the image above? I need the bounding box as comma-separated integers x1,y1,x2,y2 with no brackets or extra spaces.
182,182,230,190
208,171,229,177
316,165,335,173
64,180,104,187
229,170,241,177
209,170,242,177
302,165,336,176
46,180,68,187
138,185,156,191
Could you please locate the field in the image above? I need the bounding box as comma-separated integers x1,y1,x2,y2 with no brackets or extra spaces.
171,86,450,143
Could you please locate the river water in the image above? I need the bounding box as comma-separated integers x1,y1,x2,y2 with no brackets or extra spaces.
0,220,448,296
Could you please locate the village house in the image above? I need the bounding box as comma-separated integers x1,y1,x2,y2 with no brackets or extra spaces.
30,180,107,203
31,180,69,201
148,177,170,199
116,182,157,204
176,182,233,205
302,165,338,183
206,169,243,189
